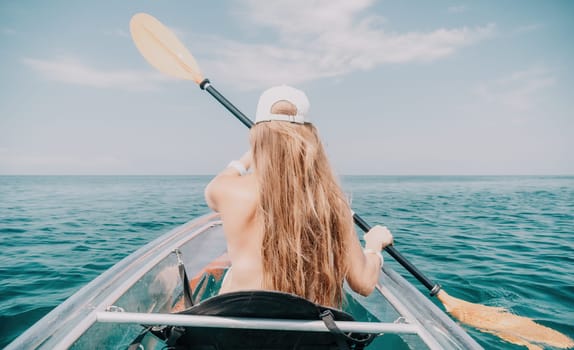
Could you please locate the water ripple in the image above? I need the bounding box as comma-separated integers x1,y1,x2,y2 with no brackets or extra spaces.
1,175,573,349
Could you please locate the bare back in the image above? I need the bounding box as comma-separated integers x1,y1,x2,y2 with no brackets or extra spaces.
205,153,393,303
205,173,265,293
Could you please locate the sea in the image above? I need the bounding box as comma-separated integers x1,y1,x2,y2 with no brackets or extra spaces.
0,175,573,349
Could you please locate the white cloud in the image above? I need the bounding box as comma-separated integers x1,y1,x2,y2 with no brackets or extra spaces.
2,28,17,35
474,67,556,111
19,2,495,92
193,0,494,89
512,23,544,35
447,5,468,13
22,56,173,91
105,28,131,38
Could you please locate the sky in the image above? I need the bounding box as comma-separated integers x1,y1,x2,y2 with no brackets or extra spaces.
0,0,573,175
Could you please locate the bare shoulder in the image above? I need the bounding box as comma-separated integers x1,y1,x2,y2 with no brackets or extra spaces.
205,174,257,213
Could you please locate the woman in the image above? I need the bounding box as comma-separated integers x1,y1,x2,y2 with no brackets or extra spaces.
205,85,393,308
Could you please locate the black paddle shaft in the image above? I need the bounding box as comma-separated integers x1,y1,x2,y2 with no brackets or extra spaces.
199,79,442,297
352,213,441,296
200,79,254,128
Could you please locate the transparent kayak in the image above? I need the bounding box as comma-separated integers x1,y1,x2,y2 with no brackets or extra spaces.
7,213,483,349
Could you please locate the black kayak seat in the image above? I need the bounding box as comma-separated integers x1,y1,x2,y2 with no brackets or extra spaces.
151,290,376,350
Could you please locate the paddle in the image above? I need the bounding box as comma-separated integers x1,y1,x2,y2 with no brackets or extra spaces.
129,13,574,350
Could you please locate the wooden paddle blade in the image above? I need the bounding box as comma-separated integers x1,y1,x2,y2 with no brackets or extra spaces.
130,13,204,83
437,290,574,349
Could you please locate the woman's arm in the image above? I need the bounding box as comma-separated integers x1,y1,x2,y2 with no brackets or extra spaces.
345,224,393,296
205,151,252,212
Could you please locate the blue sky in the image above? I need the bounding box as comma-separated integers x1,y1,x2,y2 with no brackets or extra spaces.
1,0,572,175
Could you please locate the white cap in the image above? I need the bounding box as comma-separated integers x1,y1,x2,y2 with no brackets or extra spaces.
255,85,310,124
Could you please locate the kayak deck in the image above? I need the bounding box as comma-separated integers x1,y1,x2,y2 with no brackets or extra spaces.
6,213,482,349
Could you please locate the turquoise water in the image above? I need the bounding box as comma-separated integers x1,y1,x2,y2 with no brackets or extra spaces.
1,175,573,349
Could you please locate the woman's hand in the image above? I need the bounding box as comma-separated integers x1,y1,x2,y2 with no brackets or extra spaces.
364,225,393,251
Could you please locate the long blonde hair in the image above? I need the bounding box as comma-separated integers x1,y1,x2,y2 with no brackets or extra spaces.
250,120,352,307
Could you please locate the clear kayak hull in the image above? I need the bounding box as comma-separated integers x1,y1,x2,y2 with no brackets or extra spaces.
7,213,482,349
